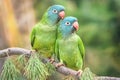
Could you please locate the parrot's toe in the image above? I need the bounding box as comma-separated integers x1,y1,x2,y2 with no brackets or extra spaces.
49,58,55,64
55,62,65,68
76,69,83,76
30,50,37,54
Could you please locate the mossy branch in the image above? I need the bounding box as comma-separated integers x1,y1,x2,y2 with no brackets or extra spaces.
0,47,120,80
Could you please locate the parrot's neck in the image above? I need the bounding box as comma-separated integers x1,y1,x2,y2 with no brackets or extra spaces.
60,31,76,39
40,13,56,26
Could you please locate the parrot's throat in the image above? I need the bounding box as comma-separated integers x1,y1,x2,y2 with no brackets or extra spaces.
61,28,75,38
47,15,61,26
61,31,73,38
41,12,60,26
72,28,76,33
48,19,58,26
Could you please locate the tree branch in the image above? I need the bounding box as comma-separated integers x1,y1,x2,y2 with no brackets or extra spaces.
0,47,120,80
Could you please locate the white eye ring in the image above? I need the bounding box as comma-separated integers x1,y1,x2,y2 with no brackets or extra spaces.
65,22,71,25
52,9,58,13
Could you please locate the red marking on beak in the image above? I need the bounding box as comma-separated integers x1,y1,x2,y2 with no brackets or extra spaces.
59,11,65,19
73,21,79,31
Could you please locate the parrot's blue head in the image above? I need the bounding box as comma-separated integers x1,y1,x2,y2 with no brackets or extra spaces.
59,16,79,37
47,5,65,25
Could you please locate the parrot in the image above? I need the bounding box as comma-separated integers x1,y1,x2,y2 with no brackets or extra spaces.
30,5,65,59
55,16,85,75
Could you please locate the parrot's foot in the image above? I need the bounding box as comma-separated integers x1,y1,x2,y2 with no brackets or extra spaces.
28,50,37,57
55,62,65,68
76,69,83,76
49,58,55,64
30,50,37,54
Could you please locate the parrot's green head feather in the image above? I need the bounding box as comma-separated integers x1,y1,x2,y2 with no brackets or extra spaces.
42,5,65,26
59,16,79,37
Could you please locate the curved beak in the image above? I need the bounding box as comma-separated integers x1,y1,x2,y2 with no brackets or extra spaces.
58,11,65,19
73,21,79,31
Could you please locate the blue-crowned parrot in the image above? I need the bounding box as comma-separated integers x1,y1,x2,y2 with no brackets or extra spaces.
30,5,65,59
55,16,85,75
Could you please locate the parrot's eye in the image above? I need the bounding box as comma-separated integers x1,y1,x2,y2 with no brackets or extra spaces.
52,9,58,13
65,22,71,25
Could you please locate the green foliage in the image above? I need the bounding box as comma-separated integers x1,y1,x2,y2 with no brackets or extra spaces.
0,54,50,80
80,67,95,80
24,53,49,80
0,58,21,80
17,55,26,66
46,62,55,74
45,63,63,80
16,54,27,73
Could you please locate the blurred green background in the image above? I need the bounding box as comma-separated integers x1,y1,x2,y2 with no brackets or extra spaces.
0,0,120,77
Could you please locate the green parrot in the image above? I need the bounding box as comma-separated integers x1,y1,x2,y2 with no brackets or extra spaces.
30,5,65,58
55,16,85,72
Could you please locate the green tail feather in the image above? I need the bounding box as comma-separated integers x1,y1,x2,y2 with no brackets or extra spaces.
24,53,49,80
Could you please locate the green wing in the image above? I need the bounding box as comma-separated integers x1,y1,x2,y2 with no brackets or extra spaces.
30,27,36,47
78,37,85,59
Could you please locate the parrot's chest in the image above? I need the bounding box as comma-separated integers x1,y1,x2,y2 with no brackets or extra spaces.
34,29,56,55
59,37,77,48
58,38,81,69
58,37,79,56
36,28,56,44
36,33,55,45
